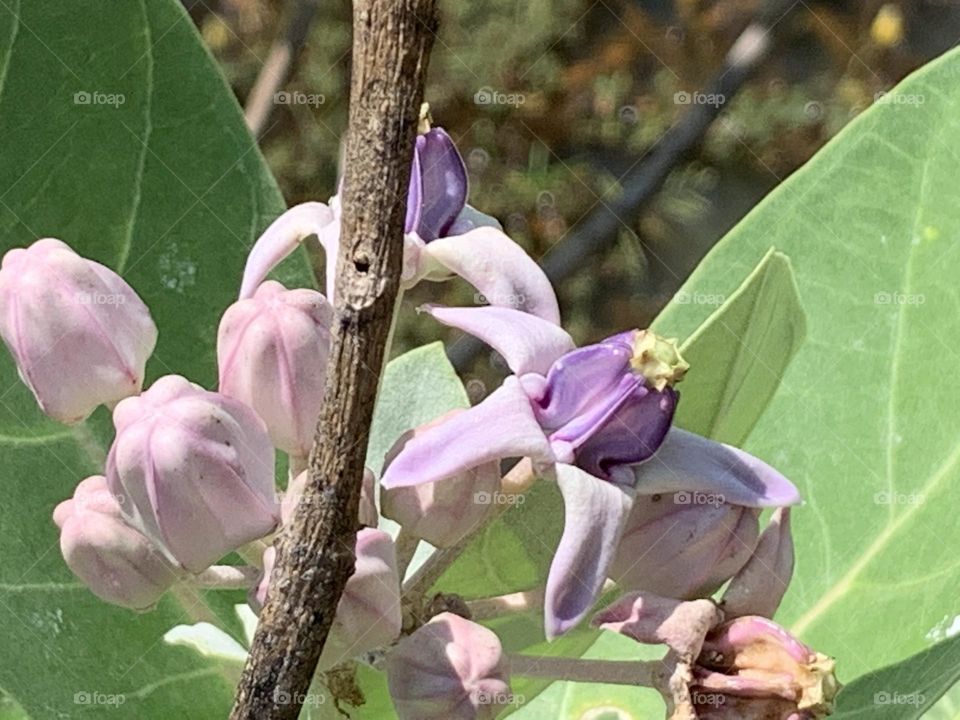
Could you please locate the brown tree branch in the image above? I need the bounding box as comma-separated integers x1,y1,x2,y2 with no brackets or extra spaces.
229,1,439,717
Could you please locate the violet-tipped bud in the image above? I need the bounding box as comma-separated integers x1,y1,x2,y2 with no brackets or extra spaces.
282,467,378,527
387,612,512,720
0,238,157,423
217,280,332,459
610,493,760,600
106,375,279,572
250,528,401,670
692,616,838,719
381,410,499,547
721,508,794,620
55,476,179,610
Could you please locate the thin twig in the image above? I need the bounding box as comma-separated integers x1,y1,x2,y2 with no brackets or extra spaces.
229,2,438,717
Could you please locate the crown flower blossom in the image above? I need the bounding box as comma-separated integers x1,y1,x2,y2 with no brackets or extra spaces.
235,126,560,324
380,305,800,638
0,238,157,423
106,375,280,573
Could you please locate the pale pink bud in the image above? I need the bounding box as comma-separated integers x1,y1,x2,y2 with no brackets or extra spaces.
55,476,179,610
610,494,759,600
217,280,333,458
721,508,794,620
380,410,498,547
387,612,512,720
0,239,157,423
692,616,839,719
107,375,279,572
281,467,378,527
250,528,401,670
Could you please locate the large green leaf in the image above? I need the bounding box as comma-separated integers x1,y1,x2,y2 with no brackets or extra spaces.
652,45,960,710
0,1,310,717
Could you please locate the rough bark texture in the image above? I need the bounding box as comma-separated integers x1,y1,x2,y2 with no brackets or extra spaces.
230,1,438,717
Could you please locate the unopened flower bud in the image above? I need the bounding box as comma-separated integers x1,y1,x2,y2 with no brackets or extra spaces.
250,528,401,670
282,467,378,527
217,280,332,459
55,476,178,610
387,612,512,720
107,375,279,572
0,238,157,423
692,616,839,719
381,410,499,547
721,508,794,619
610,494,760,600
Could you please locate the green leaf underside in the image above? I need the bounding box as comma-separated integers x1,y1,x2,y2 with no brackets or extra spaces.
0,1,309,717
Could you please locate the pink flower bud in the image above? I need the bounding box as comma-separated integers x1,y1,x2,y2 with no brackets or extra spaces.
249,528,401,670
0,238,157,423
282,467,378,527
692,616,839,719
610,494,760,600
217,280,333,458
721,508,794,620
107,375,279,572
387,612,512,720
381,410,499,547
55,476,179,610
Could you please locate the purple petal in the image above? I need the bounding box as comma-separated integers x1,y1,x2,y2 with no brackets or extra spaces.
410,129,468,241
533,334,636,432
380,376,554,490
239,202,338,300
421,304,574,376
423,227,561,324
571,388,676,482
544,463,634,639
631,429,801,507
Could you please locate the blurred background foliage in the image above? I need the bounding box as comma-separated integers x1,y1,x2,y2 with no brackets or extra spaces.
187,0,959,386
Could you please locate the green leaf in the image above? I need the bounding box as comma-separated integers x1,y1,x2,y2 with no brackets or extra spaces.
833,636,960,718
0,1,310,717
652,45,960,708
669,248,806,445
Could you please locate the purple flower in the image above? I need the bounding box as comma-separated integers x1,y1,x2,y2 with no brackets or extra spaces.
381,305,801,638
236,128,559,324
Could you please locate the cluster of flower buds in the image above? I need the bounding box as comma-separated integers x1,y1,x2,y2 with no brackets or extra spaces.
0,119,837,720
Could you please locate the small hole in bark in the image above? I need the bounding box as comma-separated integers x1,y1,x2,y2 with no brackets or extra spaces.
354,255,371,273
